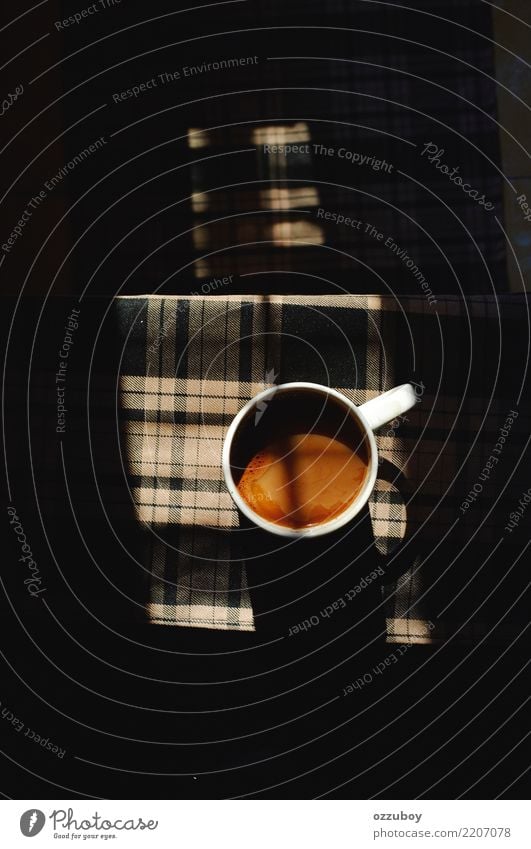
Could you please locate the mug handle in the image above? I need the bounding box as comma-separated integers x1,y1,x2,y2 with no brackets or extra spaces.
358,383,418,430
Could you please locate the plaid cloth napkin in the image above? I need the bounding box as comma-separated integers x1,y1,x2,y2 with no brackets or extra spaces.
115,294,530,643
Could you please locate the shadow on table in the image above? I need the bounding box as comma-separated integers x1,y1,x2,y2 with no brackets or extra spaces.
241,505,387,642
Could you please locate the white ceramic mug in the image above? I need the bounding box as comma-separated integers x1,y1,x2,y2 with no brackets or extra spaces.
222,382,417,538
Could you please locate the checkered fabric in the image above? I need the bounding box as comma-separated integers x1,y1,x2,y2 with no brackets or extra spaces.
115,294,530,643
118,295,282,631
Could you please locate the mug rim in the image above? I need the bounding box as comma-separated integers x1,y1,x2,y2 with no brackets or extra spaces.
221,381,378,538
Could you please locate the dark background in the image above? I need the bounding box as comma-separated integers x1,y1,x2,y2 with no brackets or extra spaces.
1,1,528,799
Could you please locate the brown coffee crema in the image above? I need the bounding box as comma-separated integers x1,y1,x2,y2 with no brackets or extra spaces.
233,391,369,529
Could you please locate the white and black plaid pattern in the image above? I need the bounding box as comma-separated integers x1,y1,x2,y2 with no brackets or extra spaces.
119,296,282,630
116,294,530,643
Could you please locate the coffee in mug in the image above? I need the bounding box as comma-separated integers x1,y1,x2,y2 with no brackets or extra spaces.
223,381,418,538
231,389,369,529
